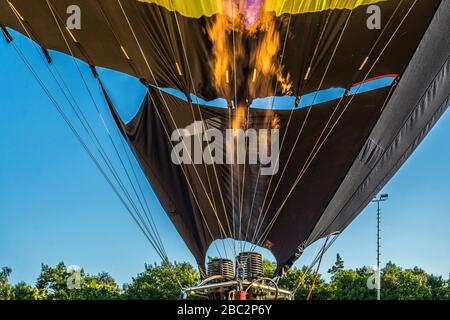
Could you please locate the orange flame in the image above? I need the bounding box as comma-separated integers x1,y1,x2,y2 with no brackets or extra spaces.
207,0,289,137
207,0,292,105
206,13,233,99
232,105,248,130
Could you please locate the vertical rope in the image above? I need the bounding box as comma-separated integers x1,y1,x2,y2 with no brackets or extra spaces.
306,236,329,300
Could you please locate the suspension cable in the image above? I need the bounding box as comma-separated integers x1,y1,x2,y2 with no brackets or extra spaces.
6,1,168,259
255,0,416,247
244,0,295,250
117,0,229,258
248,9,333,248
249,9,354,250
45,0,168,259
169,0,233,240
153,3,222,223
48,0,168,260
230,0,237,258
96,2,226,257
8,38,167,260
291,233,339,298
306,236,329,300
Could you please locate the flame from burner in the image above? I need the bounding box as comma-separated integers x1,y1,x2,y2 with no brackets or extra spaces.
207,0,293,111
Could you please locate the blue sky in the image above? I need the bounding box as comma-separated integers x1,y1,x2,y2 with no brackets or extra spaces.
1,29,449,286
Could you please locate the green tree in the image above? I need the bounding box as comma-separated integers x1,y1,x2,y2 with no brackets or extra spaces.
427,274,450,300
278,266,332,300
13,282,47,300
0,267,14,300
36,262,74,299
381,262,432,300
328,254,345,279
331,267,374,300
262,259,276,278
2,260,449,300
36,262,121,300
262,261,332,300
123,261,199,300
75,272,121,300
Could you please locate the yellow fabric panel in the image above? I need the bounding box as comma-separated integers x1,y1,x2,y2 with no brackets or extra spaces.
137,0,387,18
137,0,222,17
266,0,387,15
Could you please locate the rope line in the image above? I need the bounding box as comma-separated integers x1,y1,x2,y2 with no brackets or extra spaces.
8,39,167,260
117,0,228,258
170,1,233,240
46,0,168,259
306,236,329,300
7,1,167,259
255,1,417,247
244,0,295,249
250,10,354,249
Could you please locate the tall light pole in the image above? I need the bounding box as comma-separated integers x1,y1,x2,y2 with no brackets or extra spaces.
372,194,388,300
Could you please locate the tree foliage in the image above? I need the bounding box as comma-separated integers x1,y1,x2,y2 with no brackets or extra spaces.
328,254,345,278
122,262,199,300
0,267,14,300
1,256,449,300
34,262,121,300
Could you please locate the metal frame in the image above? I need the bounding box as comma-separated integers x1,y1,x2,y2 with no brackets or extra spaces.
181,278,293,300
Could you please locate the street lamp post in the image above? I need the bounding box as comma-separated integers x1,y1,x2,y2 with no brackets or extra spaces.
372,194,388,300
